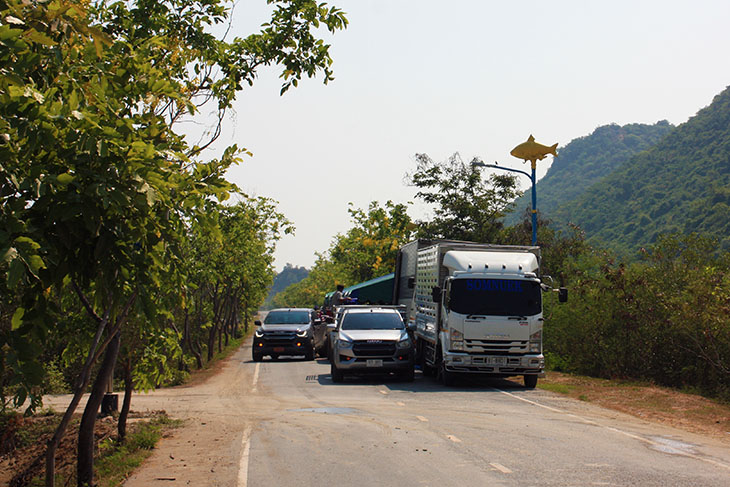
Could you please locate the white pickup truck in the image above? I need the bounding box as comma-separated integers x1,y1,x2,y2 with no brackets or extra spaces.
329,306,414,383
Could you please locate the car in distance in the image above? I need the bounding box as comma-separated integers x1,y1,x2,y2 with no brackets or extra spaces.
253,308,324,361
330,307,414,382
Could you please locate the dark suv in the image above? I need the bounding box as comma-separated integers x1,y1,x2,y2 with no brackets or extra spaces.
253,308,325,361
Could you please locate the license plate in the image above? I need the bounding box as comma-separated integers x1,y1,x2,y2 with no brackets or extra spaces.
366,359,383,367
273,347,285,352
489,357,506,366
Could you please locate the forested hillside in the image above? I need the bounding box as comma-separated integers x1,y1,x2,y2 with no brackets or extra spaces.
505,121,674,226
552,86,730,254
264,264,309,307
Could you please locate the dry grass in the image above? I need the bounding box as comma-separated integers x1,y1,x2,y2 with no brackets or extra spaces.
540,372,730,441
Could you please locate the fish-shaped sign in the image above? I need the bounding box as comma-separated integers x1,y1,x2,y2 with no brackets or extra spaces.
510,135,558,163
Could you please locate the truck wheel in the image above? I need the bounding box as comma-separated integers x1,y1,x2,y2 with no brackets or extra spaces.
252,352,262,362
270,354,278,360
331,362,344,383
438,363,455,387
524,375,538,389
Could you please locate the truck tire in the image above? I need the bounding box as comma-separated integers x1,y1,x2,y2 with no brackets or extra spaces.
438,362,455,386
252,352,262,362
331,362,344,383
524,375,538,389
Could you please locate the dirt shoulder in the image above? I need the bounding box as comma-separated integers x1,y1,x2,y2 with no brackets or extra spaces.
540,372,730,442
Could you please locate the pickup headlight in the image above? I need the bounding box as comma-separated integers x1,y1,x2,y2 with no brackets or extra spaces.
254,329,264,338
397,337,412,349
337,337,353,349
296,329,308,338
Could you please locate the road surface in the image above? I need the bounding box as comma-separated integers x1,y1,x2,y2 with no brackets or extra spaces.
47,339,730,486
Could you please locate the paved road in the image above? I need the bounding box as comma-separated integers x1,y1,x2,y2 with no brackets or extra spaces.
240,349,730,486
48,338,729,486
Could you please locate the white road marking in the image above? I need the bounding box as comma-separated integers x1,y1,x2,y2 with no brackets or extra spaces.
237,425,252,487
497,389,730,471
251,362,261,392
416,415,429,422
490,462,513,474
396,401,406,406
379,390,389,395
447,435,462,443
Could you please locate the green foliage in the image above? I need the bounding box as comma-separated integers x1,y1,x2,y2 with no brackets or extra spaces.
264,264,309,308
0,0,346,413
549,88,730,255
408,152,520,242
505,121,674,227
273,201,414,307
545,233,730,399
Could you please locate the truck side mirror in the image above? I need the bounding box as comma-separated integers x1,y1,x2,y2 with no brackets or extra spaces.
558,287,568,303
431,286,442,303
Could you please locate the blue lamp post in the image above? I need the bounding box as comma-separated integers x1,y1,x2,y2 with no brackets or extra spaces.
471,159,538,245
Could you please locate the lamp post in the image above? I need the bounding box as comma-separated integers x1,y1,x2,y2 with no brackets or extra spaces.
471,159,538,246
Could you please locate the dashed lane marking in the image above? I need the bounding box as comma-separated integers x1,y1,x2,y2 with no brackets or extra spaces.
379,390,389,395
447,435,462,443
490,463,513,474
251,362,260,393
416,415,429,422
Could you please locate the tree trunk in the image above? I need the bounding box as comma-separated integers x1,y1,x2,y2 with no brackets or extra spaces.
77,332,121,487
207,324,217,361
118,358,134,442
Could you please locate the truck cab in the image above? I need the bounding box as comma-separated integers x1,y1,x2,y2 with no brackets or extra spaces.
407,242,563,388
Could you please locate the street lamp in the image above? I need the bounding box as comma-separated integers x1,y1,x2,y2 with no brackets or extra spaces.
471,159,538,246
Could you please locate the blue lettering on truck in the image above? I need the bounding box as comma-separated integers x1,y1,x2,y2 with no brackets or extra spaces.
465,279,523,293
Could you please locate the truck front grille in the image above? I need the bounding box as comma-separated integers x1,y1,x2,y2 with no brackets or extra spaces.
465,339,527,354
352,340,397,357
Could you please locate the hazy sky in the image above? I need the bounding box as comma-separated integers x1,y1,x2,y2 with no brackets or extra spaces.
206,0,730,271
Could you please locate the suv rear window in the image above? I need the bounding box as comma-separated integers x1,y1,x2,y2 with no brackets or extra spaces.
341,313,404,330
264,311,311,325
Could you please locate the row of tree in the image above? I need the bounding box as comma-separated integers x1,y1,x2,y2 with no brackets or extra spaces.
0,0,347,486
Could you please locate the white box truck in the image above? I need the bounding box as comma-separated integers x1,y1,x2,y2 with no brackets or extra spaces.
392,239,566,387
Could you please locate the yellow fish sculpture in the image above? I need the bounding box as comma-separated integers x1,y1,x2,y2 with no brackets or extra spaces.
510,135,558,164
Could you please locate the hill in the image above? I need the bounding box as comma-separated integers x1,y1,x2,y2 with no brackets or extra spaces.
552,86,730,254
505,121,674,226
264,264,309,307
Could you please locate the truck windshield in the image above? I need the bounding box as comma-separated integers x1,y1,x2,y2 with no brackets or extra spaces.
341,313,404,330
449,279,541,316
264,311,310,325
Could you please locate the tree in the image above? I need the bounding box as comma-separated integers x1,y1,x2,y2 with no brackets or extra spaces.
407,152,520,243
273,200,414,307
330,201,415,283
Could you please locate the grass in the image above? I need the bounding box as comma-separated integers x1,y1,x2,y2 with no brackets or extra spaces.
94,414,183,487
538,371,730,439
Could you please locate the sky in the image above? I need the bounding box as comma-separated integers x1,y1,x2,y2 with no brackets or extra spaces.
204,0,730,271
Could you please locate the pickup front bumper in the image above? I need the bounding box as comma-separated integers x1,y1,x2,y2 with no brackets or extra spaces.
253,332,313,357
334,340,414,373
